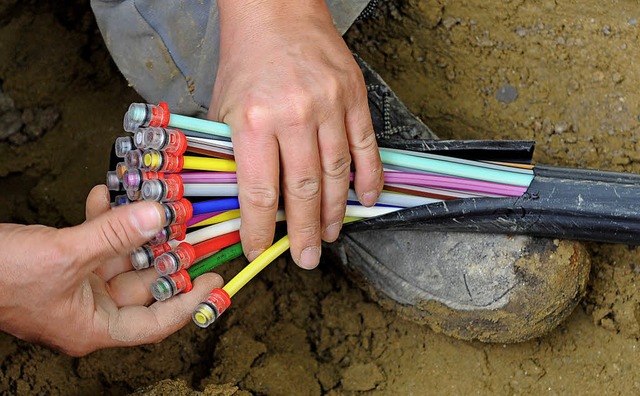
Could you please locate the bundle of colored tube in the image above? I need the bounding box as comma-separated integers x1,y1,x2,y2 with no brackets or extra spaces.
106,102,536,328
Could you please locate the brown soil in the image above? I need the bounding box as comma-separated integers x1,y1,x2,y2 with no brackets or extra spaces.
2,1,640,394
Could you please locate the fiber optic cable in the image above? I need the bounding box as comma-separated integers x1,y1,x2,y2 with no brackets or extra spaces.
191,217,362,328
151,242,244,301
124,102,231,138
182,156,236,172
154,231,241,275
378,148,534,187
192,197,240,215
189,209,241,228
187,212,222,227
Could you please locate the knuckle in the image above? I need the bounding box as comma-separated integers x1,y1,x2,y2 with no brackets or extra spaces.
99,217,134,256
241,228,274,249
284,107,311,129
290,221,321,241
323,151,352,179
242,102,272,132
323,76,343,103
352,129,378,153
241,184,279,211
284,176,321,202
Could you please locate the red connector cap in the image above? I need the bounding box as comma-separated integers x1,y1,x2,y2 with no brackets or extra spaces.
142,174,184,203
169,269,193,294
142,149,184,173
149,102,171,128
164,129,188,155
130,242,171,270
207,288,231,316
174,242,197,268
149,223,187,245
154,242,197,275
161,198,193,225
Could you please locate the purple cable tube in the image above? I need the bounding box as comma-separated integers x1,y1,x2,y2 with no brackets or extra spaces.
179,172,237,183
384,172,528,197
346,171,527,197
178,171,527,197
186,211,223,227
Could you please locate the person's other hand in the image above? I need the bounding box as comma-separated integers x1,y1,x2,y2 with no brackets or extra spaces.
210,0,384,269
0,185,222,356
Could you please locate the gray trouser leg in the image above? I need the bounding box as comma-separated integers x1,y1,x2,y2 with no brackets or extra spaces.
91,0,371,118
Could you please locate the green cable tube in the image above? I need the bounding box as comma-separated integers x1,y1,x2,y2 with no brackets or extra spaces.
187,242,244,279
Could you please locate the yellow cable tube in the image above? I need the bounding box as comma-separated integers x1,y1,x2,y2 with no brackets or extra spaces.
182,156,237,172
222,216,362,298
223,235,290,298
192,216,363,327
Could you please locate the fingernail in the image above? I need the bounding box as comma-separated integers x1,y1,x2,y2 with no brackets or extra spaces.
247,249,265,262
323,221,342,242
132,203,163,239
299,246,321,270
361,190,378,207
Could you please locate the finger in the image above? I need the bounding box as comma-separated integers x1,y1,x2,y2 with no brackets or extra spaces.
85,186,135,281
279,126,322,269
231,110,281,261
346,80,384,207
85,185,111,220
99,273,223,347
58,200,164,275
106,267,159,307
94,256,133,282
318,114,351,243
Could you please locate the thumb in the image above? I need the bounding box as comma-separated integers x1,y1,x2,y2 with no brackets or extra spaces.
60,200,164,270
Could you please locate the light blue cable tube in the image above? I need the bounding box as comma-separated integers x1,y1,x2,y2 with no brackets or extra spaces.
378,148,534,187
168,114,231,138
124,103,231,138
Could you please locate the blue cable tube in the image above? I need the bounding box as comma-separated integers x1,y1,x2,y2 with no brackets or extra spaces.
378,148,534,187
192,197,240,216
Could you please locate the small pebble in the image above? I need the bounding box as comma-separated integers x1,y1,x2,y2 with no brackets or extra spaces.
515,26,528,37
496,84,518,104
0,110,23,140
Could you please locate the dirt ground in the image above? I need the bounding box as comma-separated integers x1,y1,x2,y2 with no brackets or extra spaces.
2,0,640,394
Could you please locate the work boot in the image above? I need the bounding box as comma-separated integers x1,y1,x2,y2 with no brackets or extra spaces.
327,55,591,343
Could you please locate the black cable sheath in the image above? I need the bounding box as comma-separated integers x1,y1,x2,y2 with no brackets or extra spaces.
343,165,640,245
377,139,536,163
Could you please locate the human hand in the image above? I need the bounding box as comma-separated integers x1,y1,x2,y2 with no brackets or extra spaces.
0,185,222,356
210,0,384,269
